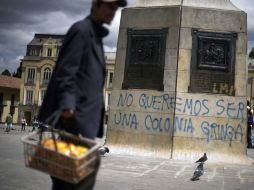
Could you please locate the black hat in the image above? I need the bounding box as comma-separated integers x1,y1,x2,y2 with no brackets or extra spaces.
99,0,127,7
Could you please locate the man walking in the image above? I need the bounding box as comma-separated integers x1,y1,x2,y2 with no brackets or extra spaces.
21,117,26,131
5,114,13,132
32,117,38,132
38,0,127,189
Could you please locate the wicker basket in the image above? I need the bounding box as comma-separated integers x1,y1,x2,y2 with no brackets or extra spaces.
22,130,100,184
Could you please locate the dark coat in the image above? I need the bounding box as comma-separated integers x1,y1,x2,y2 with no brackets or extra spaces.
38,16,108,139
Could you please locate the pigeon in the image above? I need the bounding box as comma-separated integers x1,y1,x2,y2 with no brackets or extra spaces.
190,163,204,181
195,153,207,163
98,146,110,156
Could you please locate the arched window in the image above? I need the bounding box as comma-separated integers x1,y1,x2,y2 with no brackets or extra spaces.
43,67,52,84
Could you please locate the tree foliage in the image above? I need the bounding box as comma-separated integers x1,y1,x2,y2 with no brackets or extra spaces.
1,69,11,76
12,62,22,78
249,47,254,59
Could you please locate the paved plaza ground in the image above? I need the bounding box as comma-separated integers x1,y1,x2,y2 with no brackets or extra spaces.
0,124,254,190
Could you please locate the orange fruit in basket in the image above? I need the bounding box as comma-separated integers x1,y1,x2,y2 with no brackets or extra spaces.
69,143,88,158
57,141,71,156
69,143,78,157
56,141,67,149
41,139,55,150
41,139,88,158
76,145,88,155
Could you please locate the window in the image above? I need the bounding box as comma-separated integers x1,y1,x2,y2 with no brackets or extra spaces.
108,72,114,88
251,78,254,99
43,67,52,84
10,94,16,115
47,48,52,57
40,90,46,105
27,68,35,84
56,48,61,57
108,93,111,106
105,92,111,110
26,90,33,105
30,49,38,56
30,49,34,56
0,93,3,106
11,94,15,106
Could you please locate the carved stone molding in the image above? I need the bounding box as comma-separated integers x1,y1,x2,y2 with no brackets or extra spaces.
123,28,168,90
133,0,240,11
189,30,237,96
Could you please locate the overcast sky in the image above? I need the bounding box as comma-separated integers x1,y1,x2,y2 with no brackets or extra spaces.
0,0,253,73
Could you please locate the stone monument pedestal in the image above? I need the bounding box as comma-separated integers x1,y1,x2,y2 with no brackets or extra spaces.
106,0,249,164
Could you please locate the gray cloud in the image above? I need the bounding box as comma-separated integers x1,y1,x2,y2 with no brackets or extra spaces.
231,0,254,51
0,0,253,73
0,0,91,73
0,0,90,22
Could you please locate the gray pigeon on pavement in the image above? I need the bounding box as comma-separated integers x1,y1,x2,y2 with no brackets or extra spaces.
191,163,204,181
98,146,109,156
195,153,207,163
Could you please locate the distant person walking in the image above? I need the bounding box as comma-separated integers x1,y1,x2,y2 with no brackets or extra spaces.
247,101,254,148
5,114,13,132
21,117,26,131
32,118,38,132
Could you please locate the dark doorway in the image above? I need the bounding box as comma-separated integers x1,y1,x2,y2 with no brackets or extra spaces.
25,111,32,126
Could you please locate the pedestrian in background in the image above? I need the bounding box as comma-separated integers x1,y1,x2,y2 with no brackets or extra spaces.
5,114,13,132
21,117,26,131
247,106,254,149
247,101,253,148
32,117,38,132
251,109,254,148
38,0,127,189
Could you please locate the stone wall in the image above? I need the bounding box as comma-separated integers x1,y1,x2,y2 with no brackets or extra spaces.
106,3,249,164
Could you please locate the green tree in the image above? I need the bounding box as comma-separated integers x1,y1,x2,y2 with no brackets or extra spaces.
1,69,11,76
249,47,254,59
12,61,22,78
